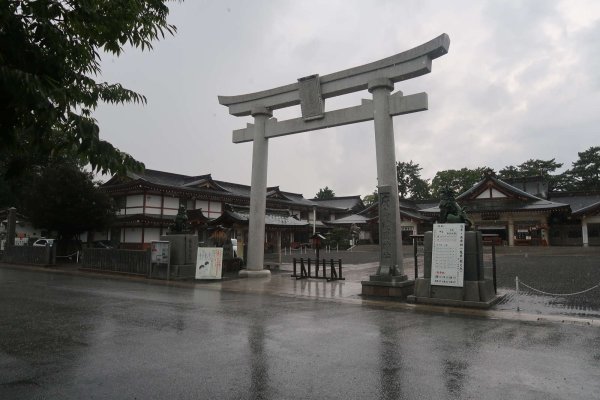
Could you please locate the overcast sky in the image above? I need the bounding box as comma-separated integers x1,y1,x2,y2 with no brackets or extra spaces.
95,0,600,199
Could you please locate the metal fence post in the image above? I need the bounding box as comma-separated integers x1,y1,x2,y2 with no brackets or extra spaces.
492,243,497,294
516,276,520,312
413,239,418,280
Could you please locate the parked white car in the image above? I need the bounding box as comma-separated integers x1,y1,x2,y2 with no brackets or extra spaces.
32,238,55,247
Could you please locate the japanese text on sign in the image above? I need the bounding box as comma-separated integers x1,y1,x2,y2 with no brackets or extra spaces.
431,223,465,287
196,247,223,280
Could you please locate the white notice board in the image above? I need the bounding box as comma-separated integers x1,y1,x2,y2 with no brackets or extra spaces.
196,247,223,279
431,224,465,287
151,241,170,264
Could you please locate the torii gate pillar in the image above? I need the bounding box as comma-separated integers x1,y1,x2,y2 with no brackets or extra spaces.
241,107,272,278
369,78,404,277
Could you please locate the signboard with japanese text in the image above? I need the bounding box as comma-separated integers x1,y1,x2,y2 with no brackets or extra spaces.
151,241,170,264
195,247,223,280
431,223,465,287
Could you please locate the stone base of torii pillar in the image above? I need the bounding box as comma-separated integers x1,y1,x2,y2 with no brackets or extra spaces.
361,186,415,300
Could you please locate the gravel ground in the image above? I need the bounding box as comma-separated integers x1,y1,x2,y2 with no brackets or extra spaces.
270,244,600,317
493,250,600,316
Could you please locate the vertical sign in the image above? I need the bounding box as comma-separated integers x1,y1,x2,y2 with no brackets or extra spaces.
431,223,465,287
196,247,223,279
377,186,397,275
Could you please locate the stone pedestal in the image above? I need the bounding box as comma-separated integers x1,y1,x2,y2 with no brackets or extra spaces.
361,278,414,299
160,234,198,279
361,185,414,300
407,230,504,309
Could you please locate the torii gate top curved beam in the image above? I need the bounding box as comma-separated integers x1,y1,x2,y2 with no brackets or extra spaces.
218,33,450,116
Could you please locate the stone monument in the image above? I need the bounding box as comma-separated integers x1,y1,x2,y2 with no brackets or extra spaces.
159,205,198,279
408,187,504,308
219,34,450,279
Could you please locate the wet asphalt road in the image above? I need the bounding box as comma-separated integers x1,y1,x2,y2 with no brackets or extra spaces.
1,267,600,400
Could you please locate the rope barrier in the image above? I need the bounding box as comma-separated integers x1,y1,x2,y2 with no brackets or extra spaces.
518,279,600,297
515,276,600,312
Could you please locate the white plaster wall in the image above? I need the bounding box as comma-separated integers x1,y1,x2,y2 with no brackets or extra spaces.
127,194,144,207
124,228,142,243
127,207,144,214
196,200,223,217
196,200,209,211
163,209,178,216
163,197,179,209
144,228,161,243
211,202,222,214
144,193,162,215
145,194,161,208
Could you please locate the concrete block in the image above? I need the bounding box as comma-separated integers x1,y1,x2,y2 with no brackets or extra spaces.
160,234,198,265
414,278,431,297
479,280,496,302
464,281,480,302
361,280,415,299
430,285,464,301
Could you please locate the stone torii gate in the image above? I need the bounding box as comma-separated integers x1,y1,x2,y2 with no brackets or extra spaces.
219,34,450,278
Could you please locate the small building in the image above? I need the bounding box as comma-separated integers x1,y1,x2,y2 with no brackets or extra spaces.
100,169,348,250
419,172,570,246
546,191,600,246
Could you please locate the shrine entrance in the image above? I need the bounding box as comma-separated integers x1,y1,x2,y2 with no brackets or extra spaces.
218,34,450,279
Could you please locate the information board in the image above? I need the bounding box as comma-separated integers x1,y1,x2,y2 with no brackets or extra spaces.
151,241,170,264
431,223,465,287
195,247,223,280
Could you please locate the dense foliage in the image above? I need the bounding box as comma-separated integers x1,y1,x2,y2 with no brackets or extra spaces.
315,186,335,199
564,146,600,191
0,0,177,181
397,161,430,200
22,161,114,239
430,167,491,199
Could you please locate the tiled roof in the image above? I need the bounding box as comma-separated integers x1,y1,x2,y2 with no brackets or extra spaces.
549,192,600,215
105,169,323,209
328,214,372,224
130,169,213,187
310,196,364,211
421,175,570,214
212,208,309,227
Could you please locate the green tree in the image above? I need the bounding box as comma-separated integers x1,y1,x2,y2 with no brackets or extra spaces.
315,186,335,199
362,189,378,207
498,158,566,191
0,0,178,179
498,159,564,178
565,146,600,191
396,160,430,200
22,161,114,239
430,167,489,198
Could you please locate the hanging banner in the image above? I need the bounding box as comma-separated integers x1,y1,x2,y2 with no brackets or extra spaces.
431,223,465,287
195,247,223,279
